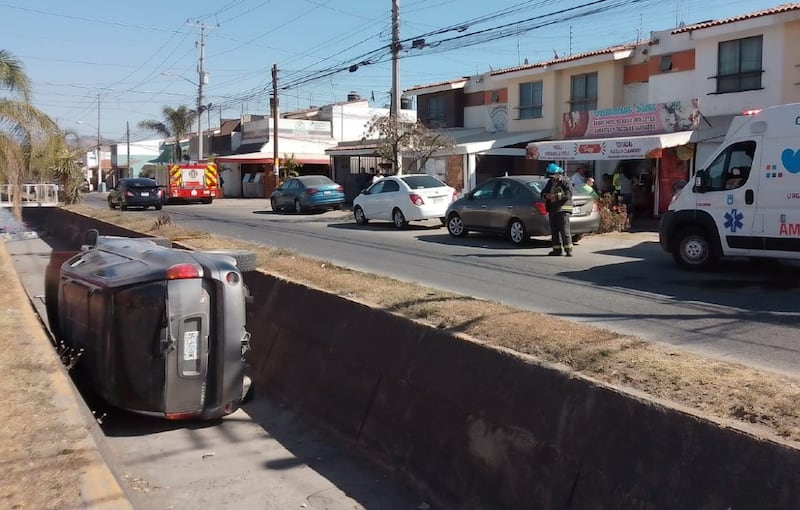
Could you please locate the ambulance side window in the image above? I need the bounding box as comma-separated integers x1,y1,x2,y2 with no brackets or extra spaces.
705,141,756,192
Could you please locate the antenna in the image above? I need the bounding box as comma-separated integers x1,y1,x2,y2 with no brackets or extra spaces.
569,26,573,56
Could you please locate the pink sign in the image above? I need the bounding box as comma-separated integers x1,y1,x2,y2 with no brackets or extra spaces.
562,100,700,139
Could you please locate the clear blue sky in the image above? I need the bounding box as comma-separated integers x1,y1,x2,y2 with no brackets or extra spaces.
0,0,783,144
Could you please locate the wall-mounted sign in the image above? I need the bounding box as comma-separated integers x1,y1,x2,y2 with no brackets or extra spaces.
562,99,700,139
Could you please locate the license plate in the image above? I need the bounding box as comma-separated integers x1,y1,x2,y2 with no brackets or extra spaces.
183,331,199,361
433,197,444,204
140,192,149,197
323,190,331,195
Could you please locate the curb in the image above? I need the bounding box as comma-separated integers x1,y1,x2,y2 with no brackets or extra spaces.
1,244,136,510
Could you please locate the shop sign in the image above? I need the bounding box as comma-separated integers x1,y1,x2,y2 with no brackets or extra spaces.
562,99,700,139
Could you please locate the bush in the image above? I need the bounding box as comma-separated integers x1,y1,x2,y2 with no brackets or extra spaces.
597,193,628,233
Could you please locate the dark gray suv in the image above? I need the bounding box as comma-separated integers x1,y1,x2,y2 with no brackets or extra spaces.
45,231,256,420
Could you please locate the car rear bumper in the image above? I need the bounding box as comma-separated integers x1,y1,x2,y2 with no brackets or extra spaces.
569,212,600,234
307,195,345,208
402,203,451,221
125,197,162,207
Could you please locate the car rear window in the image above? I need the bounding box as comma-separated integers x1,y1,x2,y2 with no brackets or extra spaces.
127,179,158,188
301,176,334,186
400,175,446,189
526,180,546,193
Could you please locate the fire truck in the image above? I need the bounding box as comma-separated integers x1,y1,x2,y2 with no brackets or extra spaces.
145,163,219,204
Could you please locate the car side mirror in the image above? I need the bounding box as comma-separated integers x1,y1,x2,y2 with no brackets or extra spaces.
83,229,99,249
692,170,706,193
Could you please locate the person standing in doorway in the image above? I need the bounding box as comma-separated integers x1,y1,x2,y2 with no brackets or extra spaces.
541,163,574,256
571,165,587,188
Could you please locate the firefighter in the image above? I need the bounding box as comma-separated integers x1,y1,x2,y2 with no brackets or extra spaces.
541,163,574,256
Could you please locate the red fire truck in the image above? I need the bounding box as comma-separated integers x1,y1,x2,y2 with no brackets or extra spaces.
147,163,219,204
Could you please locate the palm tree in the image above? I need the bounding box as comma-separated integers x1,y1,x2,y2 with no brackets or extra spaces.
0,50,59,219
138,105,196,163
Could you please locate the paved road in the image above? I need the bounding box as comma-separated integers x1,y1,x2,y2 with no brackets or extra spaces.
83,194,800,377
5,233,427,510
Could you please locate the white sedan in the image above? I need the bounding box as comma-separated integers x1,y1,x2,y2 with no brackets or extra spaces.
352,174,457,229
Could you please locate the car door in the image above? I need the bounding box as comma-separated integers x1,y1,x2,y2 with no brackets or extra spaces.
360,180,385,218
275,180,295,209
460,179,499,230
699,140,758,257
376,178,401,220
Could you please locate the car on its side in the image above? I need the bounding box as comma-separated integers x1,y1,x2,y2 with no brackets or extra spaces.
270,175,345,213
45,231,257,420
352,174,457,229
108,177,163,210
445,175,600,246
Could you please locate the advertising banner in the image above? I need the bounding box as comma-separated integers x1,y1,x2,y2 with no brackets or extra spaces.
561,99,700,139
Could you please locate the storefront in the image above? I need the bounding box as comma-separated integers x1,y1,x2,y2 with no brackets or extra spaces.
526,100,701,216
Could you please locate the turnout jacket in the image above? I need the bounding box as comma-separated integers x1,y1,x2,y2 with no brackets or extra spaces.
541,175,574,214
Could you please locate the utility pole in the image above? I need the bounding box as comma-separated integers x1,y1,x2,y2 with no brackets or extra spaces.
391,0,402,175
126,121,131,178
189,21,216,162
272,64,279,182
96,93,101,191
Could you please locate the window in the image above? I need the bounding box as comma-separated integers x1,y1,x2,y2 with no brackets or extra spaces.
703,141,756,191
717,36,763,93
518,81,543,119
428,96,445,127
490,91,500,103
659,55,673,72
570,73,598,111
471,179,497,199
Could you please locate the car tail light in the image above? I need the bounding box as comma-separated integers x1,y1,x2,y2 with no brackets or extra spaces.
225,271,240,285
335,185,344,192
305,188,318,195
534,202,547,215
409,193,424,206
125,190,135,197
451,191,458,202
592,201,599,212
166,263,202,279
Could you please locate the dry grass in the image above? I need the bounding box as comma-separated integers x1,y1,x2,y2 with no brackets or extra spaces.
65,205,800,444
0,249,86,509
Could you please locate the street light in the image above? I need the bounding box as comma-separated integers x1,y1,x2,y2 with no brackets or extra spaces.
162,71,208,162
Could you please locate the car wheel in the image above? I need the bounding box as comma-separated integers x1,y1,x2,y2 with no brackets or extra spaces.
270,197,280,213
672,226,718,271
354,205,368,225
203,249,259,272
446,213,467,237
571,233,584,244
392,208,408,229
120,202,128,211
294,200,303,214
155,203,163,211
508,219,527,246
107,198,115,210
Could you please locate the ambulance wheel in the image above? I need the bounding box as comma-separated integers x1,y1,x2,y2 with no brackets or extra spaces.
672,226,718,271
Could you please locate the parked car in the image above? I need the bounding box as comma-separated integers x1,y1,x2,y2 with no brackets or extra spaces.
270,175,345,213
108,177,163,210
45,230,257,420
445,175,600,245
352,174,457,229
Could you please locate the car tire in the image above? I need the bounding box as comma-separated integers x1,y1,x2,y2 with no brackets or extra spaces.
120,202,127,211
392,208,408,229
155,204,163,211
354,206,368,225
146,236,173,248
270,197,280,213
571,233,584,244
508,218,528,246
294,200,303,214
672,226,718,271
204,249,258,272
446,213,467,237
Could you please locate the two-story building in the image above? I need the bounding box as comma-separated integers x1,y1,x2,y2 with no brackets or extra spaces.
406,2,800,217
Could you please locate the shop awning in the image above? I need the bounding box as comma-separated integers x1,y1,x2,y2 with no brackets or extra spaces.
216,152,330,165
527,131,694,161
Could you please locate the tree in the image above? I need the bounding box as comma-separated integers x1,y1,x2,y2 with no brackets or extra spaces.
0,51,59,220
364,114,454,174
279,153,302,181
138,105,196,163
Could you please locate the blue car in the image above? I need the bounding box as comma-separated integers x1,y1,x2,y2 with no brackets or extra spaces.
270,175,345,213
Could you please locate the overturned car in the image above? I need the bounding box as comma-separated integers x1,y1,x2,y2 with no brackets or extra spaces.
45,230,257,420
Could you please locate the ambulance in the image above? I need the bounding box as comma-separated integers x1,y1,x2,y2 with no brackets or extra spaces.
659,103,800,270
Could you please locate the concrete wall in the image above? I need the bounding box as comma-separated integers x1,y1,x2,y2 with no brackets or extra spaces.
27,207,800,509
